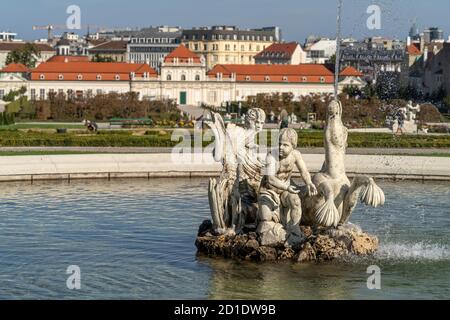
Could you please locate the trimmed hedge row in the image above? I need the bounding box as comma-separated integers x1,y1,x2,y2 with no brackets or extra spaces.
0,130,448,148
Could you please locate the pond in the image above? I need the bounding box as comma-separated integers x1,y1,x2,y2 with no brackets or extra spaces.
0,178,448,299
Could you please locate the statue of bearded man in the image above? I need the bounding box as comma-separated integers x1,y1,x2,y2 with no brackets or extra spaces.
204,108,266,234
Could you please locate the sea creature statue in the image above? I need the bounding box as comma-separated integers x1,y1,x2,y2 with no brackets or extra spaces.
301,100,385,227
204,108,266,234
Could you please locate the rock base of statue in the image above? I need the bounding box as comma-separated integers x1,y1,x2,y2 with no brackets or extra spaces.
195,220,378,263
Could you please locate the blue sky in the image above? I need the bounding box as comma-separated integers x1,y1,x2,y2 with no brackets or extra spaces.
3,0,449,42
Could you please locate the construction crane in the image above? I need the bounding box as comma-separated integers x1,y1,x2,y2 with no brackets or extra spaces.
32,25,66,41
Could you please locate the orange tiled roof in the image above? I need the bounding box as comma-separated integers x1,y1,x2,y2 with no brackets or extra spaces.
407,44,421,55
31,61,157,81
255,42,299,59
339,66,363,77
207,64,334,83
0,63,30,73
164,44,202,63
46,55,90,63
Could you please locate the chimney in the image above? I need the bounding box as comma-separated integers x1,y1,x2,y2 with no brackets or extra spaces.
407,36,411,46
423,46,429,66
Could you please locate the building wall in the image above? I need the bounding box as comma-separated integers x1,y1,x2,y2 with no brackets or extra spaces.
0,74,29,100
183,40,274,70
235,82,334,101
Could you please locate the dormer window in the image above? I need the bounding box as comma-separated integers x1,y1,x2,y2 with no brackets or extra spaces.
302,76,308,82
130,72,136,79
265,76,270,81
77,74,83,80
58,74,64,80
96,74,102,80
115,74,120,81
282,76,288,82
320,77,325,83
245,76,251,81
40,74,45,80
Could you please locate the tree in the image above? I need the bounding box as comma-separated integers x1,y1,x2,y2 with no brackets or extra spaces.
91,54,114,63
328,54,336,65
5,43,41,68
444,96,450,110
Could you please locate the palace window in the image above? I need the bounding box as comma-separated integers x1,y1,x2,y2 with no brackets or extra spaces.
195,74,200,81
167,74,172,81
39,89,45,100
30,89,36,100
181,74,186,81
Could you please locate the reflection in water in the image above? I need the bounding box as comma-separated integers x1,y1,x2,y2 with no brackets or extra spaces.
0,178,448,299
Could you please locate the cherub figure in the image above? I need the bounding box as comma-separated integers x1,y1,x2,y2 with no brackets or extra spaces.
257,128,317,246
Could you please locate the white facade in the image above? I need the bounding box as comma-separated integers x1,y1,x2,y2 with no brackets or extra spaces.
305,39,337,64
0,74,28,100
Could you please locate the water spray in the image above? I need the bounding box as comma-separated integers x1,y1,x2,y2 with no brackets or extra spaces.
334,0,343,101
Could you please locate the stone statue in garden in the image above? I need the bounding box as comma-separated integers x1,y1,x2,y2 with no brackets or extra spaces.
197,100,385,262
392,101,421,134
204,108,266,235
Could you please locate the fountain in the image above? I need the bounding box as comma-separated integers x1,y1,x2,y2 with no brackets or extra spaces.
195,0,385,262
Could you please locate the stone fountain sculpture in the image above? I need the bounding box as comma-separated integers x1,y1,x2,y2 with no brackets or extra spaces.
204,108,266,235
197,102,385,262
301,100,385,227
392,101,421,134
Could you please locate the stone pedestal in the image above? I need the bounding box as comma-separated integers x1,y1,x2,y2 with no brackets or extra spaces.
195,220,379,263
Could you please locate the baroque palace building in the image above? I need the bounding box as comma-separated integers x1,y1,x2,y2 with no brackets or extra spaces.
0,45,365,107
181,26,280,70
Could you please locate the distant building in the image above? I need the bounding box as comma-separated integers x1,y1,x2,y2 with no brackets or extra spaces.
365,37,405,50
88,40,128,62
340,43,406,83
0,45,364,107
0,63,30,100
409,21,420,41
0,31,20,42
254,42,306,65
0,42,55,68
407,43,450,96
422,27,444,43
400,43,422,86
127,27,182,71
304,39,336,64
338,66,366,90
181,26,280,70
